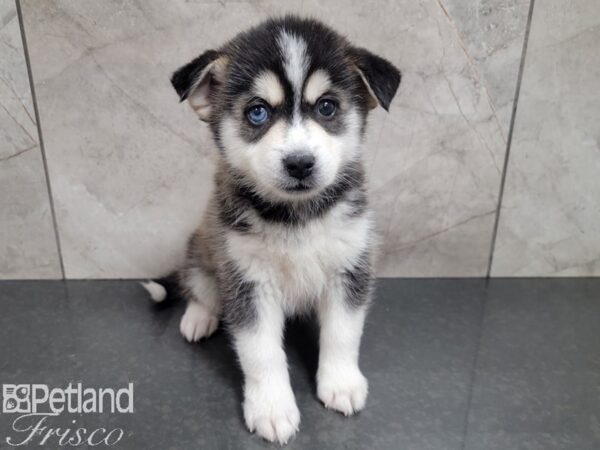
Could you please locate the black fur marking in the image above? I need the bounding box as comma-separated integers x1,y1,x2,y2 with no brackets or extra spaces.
301,90,347,135
210,16,384,145
346,188,368,217
343,251,373,308
175,16,400,152
218,198,252,233
218,261,257,329
350,47,401,111
228,161,365,226
171,49,220,101
185,232,216,273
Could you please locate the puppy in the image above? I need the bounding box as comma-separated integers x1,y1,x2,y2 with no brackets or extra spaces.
143,15,400,444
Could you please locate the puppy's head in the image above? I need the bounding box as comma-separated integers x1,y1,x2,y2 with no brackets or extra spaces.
172,16,400,200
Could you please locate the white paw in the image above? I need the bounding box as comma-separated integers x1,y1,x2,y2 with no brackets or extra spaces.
317,365,368,416
243,383,300,445
179,301,218,342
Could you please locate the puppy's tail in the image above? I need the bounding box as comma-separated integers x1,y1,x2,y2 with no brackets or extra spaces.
140,272,181,304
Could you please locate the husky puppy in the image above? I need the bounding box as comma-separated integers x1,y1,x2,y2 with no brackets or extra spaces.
143,15,400,444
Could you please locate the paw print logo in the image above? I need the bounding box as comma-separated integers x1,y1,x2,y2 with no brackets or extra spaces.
2,385,31,413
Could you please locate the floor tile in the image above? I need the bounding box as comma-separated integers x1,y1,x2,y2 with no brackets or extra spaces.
0,279,485,449
0,281,84,445
464,279,600,450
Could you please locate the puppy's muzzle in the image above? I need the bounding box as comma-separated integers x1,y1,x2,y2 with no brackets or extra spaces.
283,152,315,180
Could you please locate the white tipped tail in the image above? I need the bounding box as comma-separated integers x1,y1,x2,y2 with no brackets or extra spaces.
141,281,167,303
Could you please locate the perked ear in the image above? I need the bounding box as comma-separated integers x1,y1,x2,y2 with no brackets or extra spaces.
170,50,226,121
350,47,401,111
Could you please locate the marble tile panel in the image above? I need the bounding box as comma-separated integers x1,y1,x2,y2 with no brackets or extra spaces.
20,0,528,277
0,0,61,279
441,0,531,133
492,0,600,276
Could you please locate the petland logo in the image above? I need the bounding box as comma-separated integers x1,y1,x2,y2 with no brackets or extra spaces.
2,383,133,447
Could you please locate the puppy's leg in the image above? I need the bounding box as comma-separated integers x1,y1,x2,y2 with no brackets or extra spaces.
229,283,300,445
317,274,371,416
179,267,219,342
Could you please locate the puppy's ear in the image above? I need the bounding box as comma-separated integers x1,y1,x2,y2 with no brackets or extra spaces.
350,47,401,111
171,50,227,121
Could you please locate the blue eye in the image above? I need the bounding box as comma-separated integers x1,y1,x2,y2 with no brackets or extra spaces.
317,98,336,118
246,104,269,125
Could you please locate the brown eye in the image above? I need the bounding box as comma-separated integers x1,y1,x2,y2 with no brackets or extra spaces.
316,98,336,118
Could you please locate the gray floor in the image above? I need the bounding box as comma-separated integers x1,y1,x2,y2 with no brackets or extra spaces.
0,279,599,450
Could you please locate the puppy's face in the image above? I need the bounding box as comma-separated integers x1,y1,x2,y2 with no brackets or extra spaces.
172,17,401,200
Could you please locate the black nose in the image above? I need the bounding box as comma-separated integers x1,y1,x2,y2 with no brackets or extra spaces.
283,153,315,180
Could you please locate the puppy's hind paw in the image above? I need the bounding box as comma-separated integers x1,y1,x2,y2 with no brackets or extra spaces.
179,301,218,342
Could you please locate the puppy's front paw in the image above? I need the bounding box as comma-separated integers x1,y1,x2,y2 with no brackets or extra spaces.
317,365,368,416
179,301,218,342
243,383,300,445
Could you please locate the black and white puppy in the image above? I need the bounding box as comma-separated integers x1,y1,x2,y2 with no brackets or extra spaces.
143,15,400,444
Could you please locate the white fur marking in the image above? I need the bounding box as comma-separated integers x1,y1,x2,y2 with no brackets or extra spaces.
278,31,309,112
234,292,300,444
225,203,372,313
178,268,220,342
220,103,363,200
181,267,220,315
141,281,166,303
225,206,372,439
303,70,331,103
253,71,284,106
317,283,368,415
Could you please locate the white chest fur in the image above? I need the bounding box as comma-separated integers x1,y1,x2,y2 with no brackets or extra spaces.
224,202,372,308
